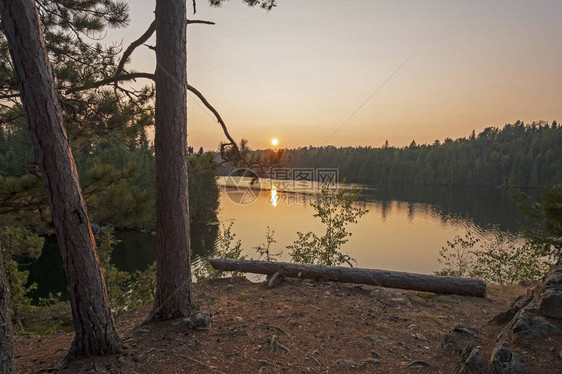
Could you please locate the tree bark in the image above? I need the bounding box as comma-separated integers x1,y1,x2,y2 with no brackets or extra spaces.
0,0,120,357
152,0,193,319
209,258,488,298
0,258,14,374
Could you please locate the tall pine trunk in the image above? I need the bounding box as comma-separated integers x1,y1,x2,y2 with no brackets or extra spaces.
0,0,120,357
0,258,14,374
152,0,194,319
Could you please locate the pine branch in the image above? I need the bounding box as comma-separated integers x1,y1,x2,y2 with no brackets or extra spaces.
115,18,214,79
115,21,156,78
65,72,155,94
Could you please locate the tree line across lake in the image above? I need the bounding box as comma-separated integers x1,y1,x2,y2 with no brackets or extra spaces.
258,121,561,188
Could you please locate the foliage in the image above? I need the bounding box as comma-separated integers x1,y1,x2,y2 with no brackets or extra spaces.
436,229,553,285
436,231,479,278
188,149,220,224
127,262,157,311
254,226,281,261
218,138,287,179
95,228,157,316
288,185,368,266
0,114,35,177
192,222,245,281
278,121,562,188
0,0,153,150
511,183,562,261
210,0,277,10
0,226,44,331
0,121,220,231
470,231,552,285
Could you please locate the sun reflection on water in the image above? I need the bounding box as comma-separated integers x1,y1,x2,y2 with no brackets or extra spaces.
270,186,278,207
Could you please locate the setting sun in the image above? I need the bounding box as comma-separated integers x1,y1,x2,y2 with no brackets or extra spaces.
271,138,279,146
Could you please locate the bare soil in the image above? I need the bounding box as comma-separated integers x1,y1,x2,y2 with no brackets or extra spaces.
13,278,562,373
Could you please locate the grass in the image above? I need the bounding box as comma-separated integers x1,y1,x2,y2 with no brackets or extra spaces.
410,312,444,326
236,291,252,301
406,291,457,305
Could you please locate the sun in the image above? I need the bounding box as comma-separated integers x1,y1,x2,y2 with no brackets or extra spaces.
271,138,279,146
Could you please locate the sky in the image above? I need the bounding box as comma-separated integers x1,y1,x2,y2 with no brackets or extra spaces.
110,0,562,150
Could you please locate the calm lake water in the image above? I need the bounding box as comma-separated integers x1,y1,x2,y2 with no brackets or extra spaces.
24,183,530,301
218,182,528,274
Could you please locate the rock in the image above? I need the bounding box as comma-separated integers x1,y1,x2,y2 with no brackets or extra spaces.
490,346,524,374
511,311,560,339
453,324,483,337
535,264,562,319
441,332,460,353
489,287,535,326
360,357,382,366
537,289,562,319
441,342,457,354
365,334,389,346
412,333,427,341
488,307,518,326
441,324,482,354
510,353,525,373
487,263,560,374
93,362,108,374
336,358,381,369
337,359,361,369
454,341,490,374
407,360,431,369
543,265,562,288
171,312,210,330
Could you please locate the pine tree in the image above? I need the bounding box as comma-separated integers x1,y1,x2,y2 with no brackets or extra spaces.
0,0,121,359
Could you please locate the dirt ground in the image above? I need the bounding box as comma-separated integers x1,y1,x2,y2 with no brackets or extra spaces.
13,277,562,373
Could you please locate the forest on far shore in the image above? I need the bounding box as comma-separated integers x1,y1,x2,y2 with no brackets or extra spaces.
260,121,562,188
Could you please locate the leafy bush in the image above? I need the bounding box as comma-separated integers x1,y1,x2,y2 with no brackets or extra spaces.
288,185,368,266
511,183,562,261
436,231,479,277
470,231,552,284
0,225,44,331
437,229,553,285
438,183,561,284
192,222,245,281
96,228,156,315
254,226,281,261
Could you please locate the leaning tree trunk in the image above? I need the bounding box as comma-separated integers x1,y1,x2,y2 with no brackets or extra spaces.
0,0,120,357
0,259,14,374
152,0,194,320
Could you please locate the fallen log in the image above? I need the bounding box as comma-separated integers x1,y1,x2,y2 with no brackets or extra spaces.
209,258,487,298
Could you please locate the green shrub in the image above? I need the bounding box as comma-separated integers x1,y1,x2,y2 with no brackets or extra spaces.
288,185,368,266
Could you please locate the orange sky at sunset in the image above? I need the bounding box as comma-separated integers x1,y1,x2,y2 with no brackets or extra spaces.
113,0,562,150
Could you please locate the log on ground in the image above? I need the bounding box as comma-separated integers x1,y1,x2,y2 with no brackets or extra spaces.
209,258,487,298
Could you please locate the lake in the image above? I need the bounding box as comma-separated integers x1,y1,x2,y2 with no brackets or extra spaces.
218,180,528,274
24,182,531,300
